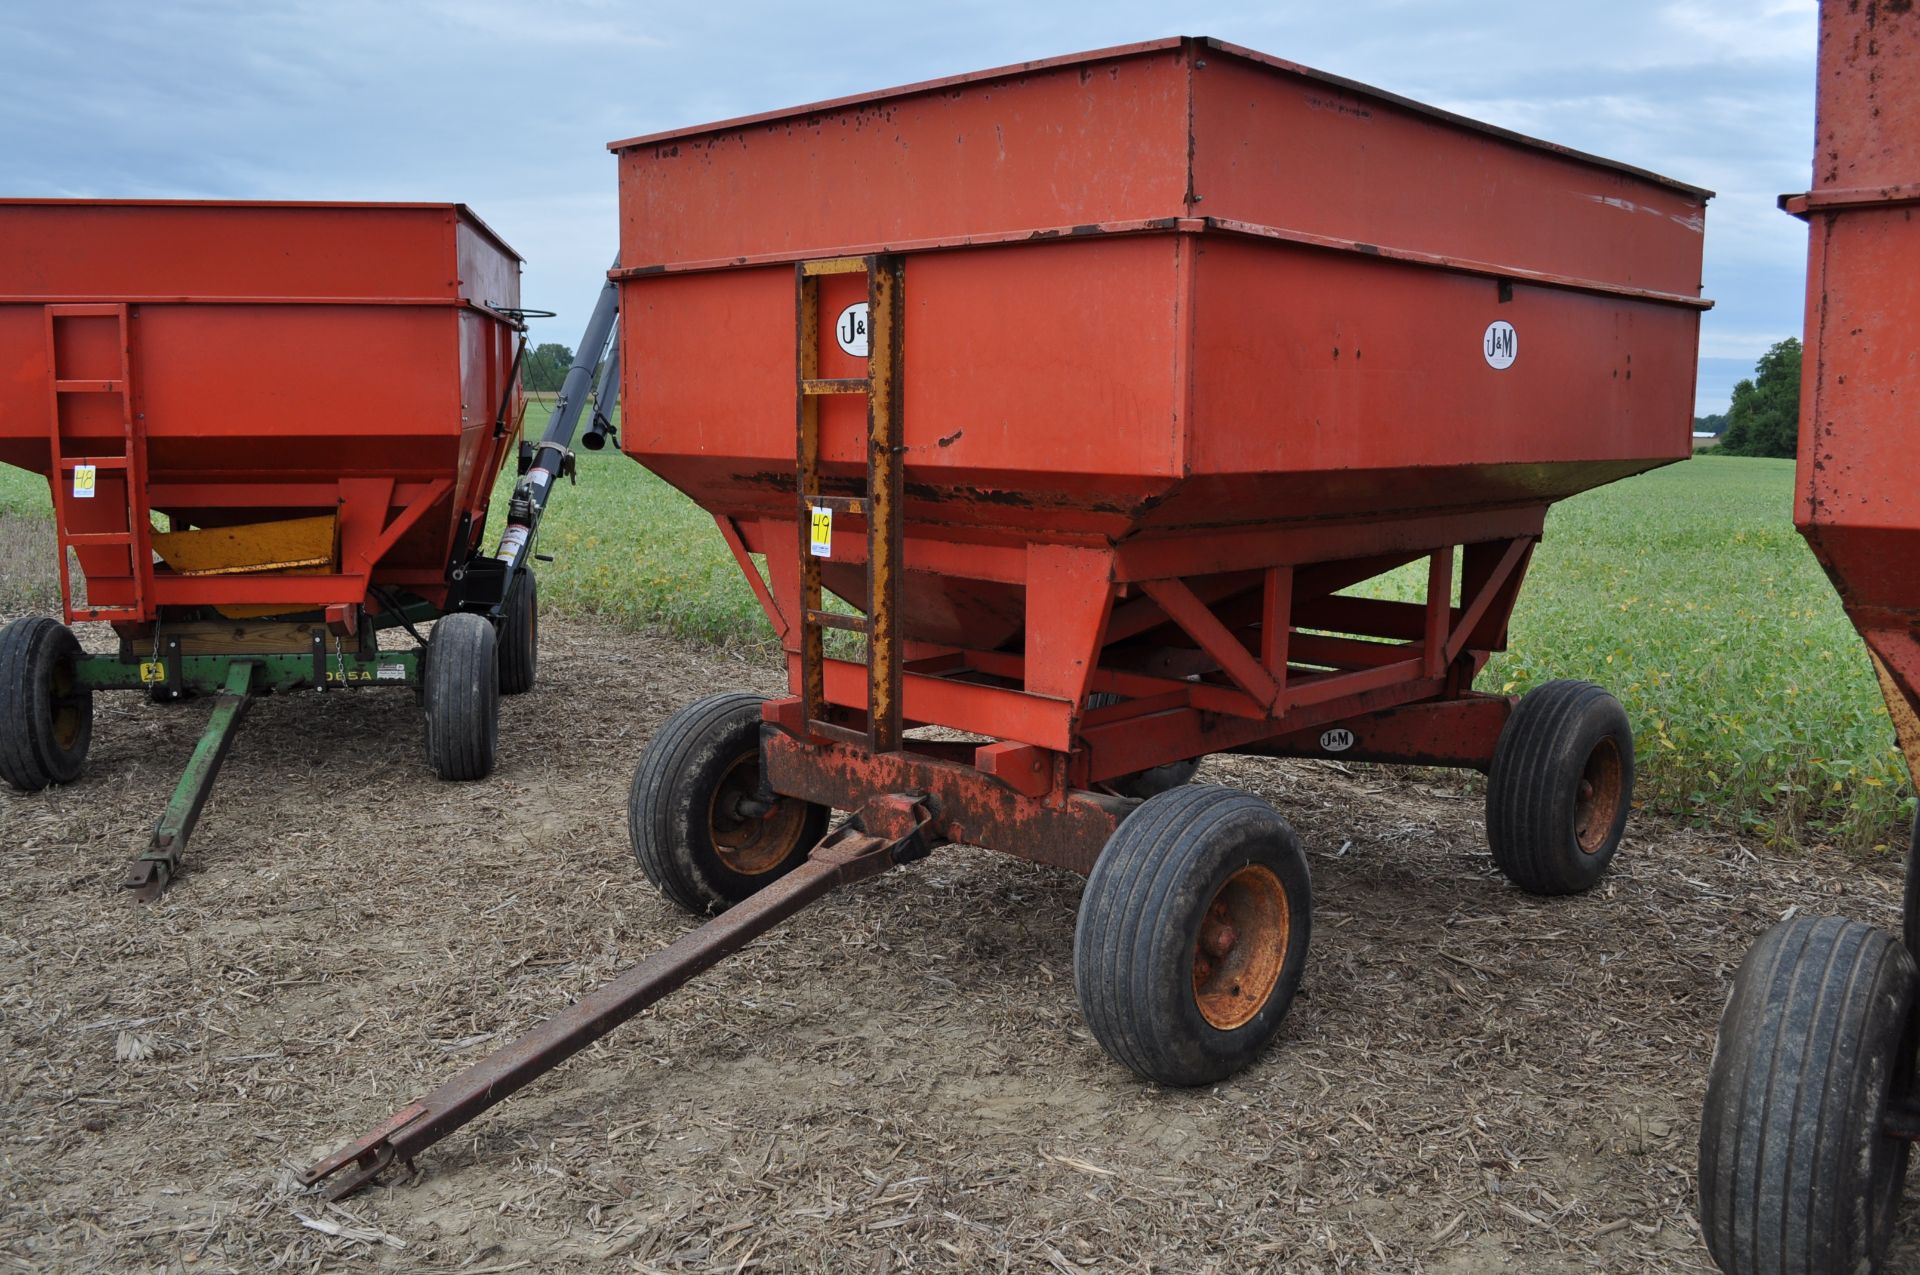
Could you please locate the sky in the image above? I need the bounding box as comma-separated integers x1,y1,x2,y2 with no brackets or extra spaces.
0,0,1818,417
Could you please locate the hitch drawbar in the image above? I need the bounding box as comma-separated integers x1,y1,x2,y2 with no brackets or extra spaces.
301,802,933,1201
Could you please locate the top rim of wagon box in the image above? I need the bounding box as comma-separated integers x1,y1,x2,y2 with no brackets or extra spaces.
605,35,1715,202
0,198,524,262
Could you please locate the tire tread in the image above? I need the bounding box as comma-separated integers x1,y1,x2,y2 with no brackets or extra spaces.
1699,914,1915,1275
425,613,498,781
1075,784,1311,1086
1486,679,1631,895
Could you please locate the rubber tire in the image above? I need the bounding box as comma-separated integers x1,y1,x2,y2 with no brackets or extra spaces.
0,616,93,792
1485,679,1633,895
498,569,537,696
1085,691,1200,799
424,613,498,781
629,692,829,916
1906,808,1920,959
1699,915,1916,1275
1074,784,1312,1086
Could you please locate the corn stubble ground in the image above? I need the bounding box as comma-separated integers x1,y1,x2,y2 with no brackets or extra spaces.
0,613,1917,1274
2,451,1919,1272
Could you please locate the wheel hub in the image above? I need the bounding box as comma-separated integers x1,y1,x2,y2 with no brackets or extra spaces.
49,659,83,752
1573,737,1625,855
1192,863,1290,1031
709,753,807,876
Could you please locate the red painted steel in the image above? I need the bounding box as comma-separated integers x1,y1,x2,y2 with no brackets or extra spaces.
1786,1,1920,788
0,200,524,625
612,38,1709,868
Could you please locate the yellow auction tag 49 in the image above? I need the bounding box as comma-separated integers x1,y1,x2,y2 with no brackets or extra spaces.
809,505,832,557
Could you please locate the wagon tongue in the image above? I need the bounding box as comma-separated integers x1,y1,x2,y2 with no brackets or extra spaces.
299,798,935,1202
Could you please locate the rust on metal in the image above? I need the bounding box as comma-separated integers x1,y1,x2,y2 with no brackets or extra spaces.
862,256,905,755
793,262,827,725
1192,864,1289,1031
1575,737,1627,856
708,753,813,876
761,725,1131,875
1871,651,1920,793
801,377,868,396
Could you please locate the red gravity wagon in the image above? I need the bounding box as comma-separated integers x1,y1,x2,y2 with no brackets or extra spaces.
307,38,1710,1198
0,200,606,898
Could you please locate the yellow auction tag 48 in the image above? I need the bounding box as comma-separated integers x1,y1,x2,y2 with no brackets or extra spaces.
809,505,832,557
72,464,97,499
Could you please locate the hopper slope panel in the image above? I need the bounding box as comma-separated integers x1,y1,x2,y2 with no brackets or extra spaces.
621,238,1184,533
1180,237,1695,512
1189,52,1708,297
0,202,474,302
615,46,1193,268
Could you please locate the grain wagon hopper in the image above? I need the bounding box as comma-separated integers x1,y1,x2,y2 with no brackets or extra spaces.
305,38,1709,1198
0,201,618,898
1698,4,1920,1272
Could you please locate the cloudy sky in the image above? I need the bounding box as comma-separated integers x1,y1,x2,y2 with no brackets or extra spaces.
1,0,1816,415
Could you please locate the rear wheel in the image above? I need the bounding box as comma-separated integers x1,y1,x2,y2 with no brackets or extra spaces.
1699,915,1916,1275
629,692,829,915
1074,784,1312,1086
1485,679,1632,894
0,616,93,792
424,613,498,781
498,569,538,695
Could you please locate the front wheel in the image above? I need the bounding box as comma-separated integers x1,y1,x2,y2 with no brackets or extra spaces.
1485,679,1632,894
1074,784,1312,1086
0,616,93,792
424,613,498,781
628,693,830,915
1699,915,1916,1275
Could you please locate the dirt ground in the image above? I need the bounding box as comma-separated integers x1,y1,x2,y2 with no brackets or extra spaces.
4,613,1919,1274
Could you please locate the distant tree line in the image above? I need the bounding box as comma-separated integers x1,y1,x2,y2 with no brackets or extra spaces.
1715,337,1802,459
1692,412,1725,436
522,343,575,393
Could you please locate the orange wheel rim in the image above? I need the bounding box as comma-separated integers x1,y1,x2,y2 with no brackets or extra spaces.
1192,863,1290,1031
708,753,806,876
1574,737,1625,855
